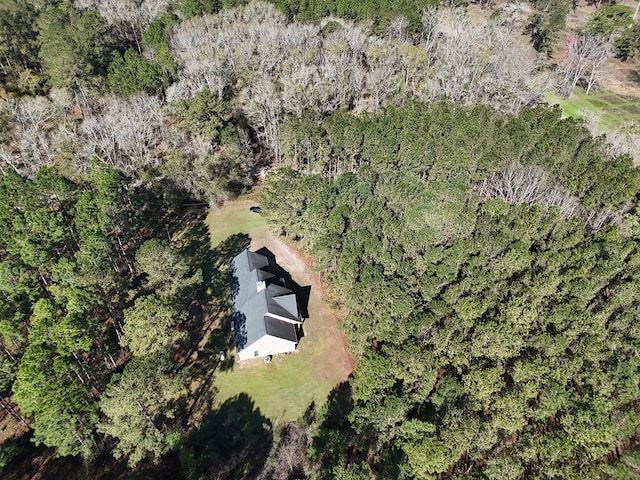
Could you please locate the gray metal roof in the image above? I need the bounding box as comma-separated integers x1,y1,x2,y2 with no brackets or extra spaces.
269,292,299,320
265,317,298,342
247,250,269,270
230,249,301,353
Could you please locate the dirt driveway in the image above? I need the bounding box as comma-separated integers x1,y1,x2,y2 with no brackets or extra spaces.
251,230,355,383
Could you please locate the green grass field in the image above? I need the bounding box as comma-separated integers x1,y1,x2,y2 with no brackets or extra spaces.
206,193,268,247
212,348,334,426
545,90,640,130
204,193,350,426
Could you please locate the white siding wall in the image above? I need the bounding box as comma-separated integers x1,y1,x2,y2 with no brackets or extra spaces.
237,335,297,361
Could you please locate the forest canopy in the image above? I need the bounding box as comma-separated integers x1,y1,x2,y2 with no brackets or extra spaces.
1,0,640,478
261,101,640,479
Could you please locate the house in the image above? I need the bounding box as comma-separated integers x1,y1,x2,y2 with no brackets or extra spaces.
229,249,303,361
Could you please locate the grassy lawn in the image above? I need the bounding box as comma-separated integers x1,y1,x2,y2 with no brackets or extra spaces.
545,90,640,130
204,192,350,426
207,192,268,247
212,347,333,426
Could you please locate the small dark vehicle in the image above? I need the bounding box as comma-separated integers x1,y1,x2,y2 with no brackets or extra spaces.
249,206,262,214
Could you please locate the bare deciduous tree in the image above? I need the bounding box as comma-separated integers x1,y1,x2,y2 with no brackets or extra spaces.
557,34,609,95
168,2,552,161
604,122,640,165
244,77,283,161
0,96,65,177
478,163,622,230
74,0,171,48
257,423,310,480
0,1,560,180
79,94,165,173
422,8,552,110
478,163,582,216
4,96,60,132
0,145,21,175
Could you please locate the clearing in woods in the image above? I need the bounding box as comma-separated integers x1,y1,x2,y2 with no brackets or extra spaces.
204,191,354,425
545,89,640,130
544,0,640,132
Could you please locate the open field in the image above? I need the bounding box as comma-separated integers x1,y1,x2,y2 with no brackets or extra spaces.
545,90,640,130
204,192,353,426
207,192,268,247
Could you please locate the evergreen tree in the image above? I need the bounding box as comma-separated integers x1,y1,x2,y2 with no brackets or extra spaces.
98,352,185,466
35,2,114,88
121,294,186,356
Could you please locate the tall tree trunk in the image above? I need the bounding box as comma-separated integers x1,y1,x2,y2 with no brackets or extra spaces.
0,397,29,428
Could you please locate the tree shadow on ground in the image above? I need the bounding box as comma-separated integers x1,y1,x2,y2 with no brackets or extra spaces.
1,438,82,480
310,381,390,479
207,320,236,372
177,234,255,431
209,233,251,300
214,233,251,267
93,451,181,480
310,381,354,461
255,247,311,320
129,178,204,246
178,353,220,429
168,209,217,303
177,231,250,371
177,393,273,480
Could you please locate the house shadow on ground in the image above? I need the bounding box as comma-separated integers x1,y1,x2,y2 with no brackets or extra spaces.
255,247,311,321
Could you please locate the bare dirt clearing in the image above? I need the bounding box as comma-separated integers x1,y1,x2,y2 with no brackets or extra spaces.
258,228,355,376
